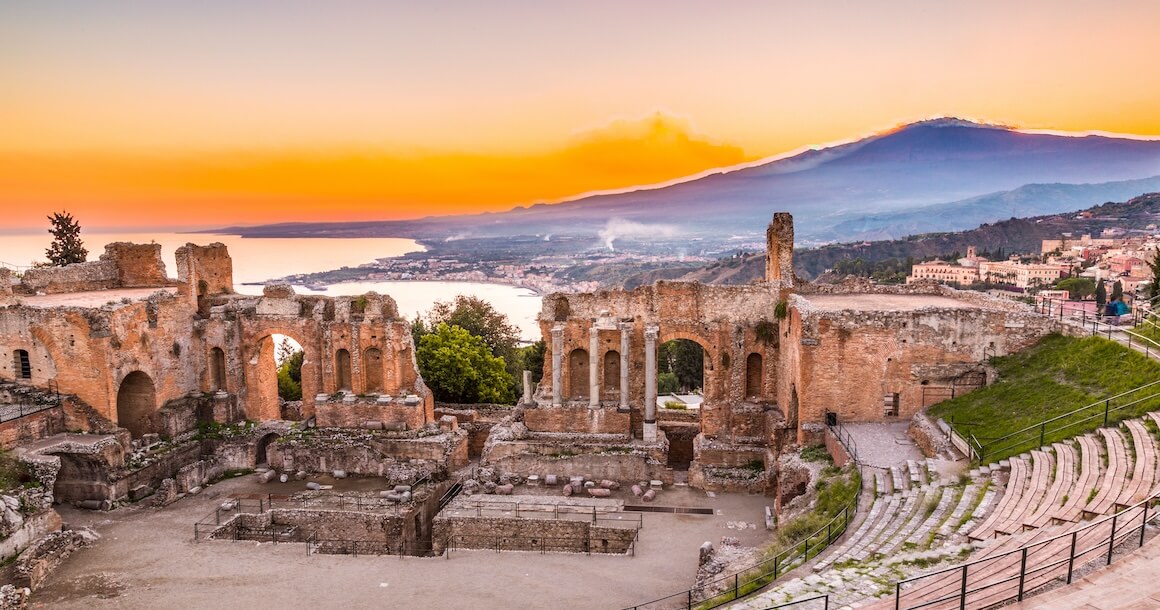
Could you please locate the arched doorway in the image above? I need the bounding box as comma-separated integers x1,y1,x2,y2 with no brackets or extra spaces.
568,348,589,400
116,371,157,438
255,432,278,468
210,347,227,391
658,339,704,395
335,349,353,391
13,349,32,380
746,353,763,398
364,348,383,393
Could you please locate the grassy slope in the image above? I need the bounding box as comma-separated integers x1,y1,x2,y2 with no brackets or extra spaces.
929,334,1160,462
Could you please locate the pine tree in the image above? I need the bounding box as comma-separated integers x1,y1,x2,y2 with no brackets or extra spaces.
1094,281,1107,309
1111,280,1124,302
1150,250,1160,302
45,211,87,266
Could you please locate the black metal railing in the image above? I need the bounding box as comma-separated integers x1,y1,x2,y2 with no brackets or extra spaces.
892,492,1160,610
967,379,1160,464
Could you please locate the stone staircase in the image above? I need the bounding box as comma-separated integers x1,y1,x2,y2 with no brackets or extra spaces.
732,415,1160,610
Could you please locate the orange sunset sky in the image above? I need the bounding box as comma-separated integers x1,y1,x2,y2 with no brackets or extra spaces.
3,1,1160,231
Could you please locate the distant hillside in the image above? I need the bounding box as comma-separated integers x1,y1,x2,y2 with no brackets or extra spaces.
637,192,1160,285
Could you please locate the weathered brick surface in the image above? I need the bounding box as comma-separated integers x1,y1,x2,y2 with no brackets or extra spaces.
432,516,636,555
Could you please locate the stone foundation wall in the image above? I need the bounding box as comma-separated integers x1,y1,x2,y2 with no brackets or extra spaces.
10,528,89,590
483,440,670,484
0,409,63,450
432,516,636,555
315,401,427,431
523,405,630,435
0,510,62,563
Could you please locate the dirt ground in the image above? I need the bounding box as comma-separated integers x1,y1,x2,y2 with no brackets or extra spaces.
29,477,775,609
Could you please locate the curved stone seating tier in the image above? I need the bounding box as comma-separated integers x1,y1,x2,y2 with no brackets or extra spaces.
969,456,1029,540
1024,443,1076,530
1056,435,1103,524
1084,428,1130,517
1118,420,1157,508
993,449,1053,536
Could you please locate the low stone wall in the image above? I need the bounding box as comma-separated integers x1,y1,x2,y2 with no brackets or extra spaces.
432,516,636,555
315,401,427,431
0,511,62,563
19,261,117,294
10,528,90,590
0,408,63,450
523,405,631,435
110,442,203,501
483,440,670,484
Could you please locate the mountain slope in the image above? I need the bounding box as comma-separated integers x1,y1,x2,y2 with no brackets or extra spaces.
213,119,1160,243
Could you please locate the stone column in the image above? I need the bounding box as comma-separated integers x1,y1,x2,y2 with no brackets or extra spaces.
619,322,632,411
522,370,533,405
589,326,600,408
643,325,659,442
551,324,564,407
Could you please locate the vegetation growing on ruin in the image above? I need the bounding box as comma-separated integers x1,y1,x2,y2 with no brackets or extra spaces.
930,334,1160,462
0,451,33,491
699,465,861,607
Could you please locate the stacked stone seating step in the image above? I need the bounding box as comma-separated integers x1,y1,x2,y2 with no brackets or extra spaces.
1054,434,1103,524
1084,427,1131,517
1117,420,1157,508
969,456,1029,540
993,449,1054,536
865,502,1154,610
1023,443,1076,530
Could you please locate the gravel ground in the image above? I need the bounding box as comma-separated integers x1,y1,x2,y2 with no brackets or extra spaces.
29,477,775,610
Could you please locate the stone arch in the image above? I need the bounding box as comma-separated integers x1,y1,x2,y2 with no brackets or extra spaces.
209,347,227,391
745,353,763,398
364,347,384,393
255,432,278,467
602,350,620,393
246,332,311,423
568,348,589,400
116,371,157,438
13,349,31,380
335,349,353,391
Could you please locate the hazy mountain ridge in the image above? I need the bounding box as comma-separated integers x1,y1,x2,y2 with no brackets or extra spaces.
209,119,1160,244
638,192,1160,286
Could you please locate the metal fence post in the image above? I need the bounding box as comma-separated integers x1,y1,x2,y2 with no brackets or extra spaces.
1067,531,1077,583
1108,514,1118,565
1142,502,1150,548
959,565,968,610
1017,547,1027,600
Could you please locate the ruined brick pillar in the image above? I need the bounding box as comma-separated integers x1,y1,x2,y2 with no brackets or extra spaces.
643,325,659,442
765,212,795,284
619,322,632,411
551,324,564,406
588,326,600,408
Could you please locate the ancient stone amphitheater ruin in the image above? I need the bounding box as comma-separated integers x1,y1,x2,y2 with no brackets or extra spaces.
1,213,1154,609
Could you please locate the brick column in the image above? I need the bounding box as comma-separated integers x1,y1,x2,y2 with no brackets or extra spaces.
644,325,659,442
551,324,564,407
589,326,600,408
619,322,632,411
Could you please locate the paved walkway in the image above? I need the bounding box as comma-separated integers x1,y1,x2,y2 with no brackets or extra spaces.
1011,536,1160,610
840,422,924,469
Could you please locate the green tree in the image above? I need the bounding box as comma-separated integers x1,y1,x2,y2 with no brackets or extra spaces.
657,372,680,395
417,295,522,397
659,339,703,392
1149,250,1160,302
45,211,88,266
417,323,514,404
277,350,304,401
521,340,546,384
1057,277,1095,300
1111,280,1124,302
1095,281,1107,309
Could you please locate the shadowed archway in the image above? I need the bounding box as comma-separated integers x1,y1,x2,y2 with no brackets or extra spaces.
116,371,157,438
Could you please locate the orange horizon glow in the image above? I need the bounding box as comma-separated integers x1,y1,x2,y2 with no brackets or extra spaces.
3,2,1160,230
